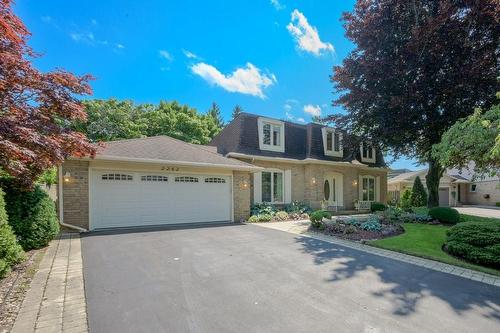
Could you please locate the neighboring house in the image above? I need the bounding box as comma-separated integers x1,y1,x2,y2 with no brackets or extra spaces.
209,113,387,212
388,168,412,179
58,113,388,231
388,166,500,207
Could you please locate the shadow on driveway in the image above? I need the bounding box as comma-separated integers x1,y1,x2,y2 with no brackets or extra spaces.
295,235,500,320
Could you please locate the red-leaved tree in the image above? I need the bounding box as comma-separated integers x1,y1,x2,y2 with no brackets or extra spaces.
0,0,98,187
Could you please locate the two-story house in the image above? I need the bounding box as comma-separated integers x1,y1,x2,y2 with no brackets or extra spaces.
209,113,388,212
57,113,387,231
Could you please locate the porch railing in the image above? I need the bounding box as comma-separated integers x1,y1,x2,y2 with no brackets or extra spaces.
357,201,371,210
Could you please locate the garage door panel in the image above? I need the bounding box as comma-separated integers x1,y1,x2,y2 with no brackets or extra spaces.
91,171,231,229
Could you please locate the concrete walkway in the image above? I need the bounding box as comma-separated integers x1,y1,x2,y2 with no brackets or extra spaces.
253,221,500,287
455,206,500,219
11,233,88,333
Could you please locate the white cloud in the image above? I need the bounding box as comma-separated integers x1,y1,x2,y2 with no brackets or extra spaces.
182,49,199,59
159,50,174,61
270,0,285,10
116,44,125,49
287,9,334,56
191,62,276,98
91,19,98,26
303,104,321,117
41,16,52,23
284,104,292,111
297,117,306,123
285,112,294,120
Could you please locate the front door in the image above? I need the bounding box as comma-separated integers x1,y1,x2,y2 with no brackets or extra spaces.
324,172,343,207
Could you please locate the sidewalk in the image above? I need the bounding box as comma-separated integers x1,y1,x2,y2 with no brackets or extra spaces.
11,233,88,333
253,221,500,287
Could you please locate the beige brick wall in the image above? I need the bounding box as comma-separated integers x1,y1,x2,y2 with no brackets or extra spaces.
233,171,251,222
234,158,387,211
60,160,89,230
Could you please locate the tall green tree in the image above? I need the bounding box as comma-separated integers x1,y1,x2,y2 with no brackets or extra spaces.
232,105,243,120
329,0,498,207
410,176,427,207
433,95,500,177
207,102,224,128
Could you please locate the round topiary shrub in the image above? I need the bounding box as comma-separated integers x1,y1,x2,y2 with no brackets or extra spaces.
370,202,386,212
428,207,460,224
258,214,273,222
445,222,500,269
273,211,289,221
0,188,25,278
247,215,260,223
2,182,59,250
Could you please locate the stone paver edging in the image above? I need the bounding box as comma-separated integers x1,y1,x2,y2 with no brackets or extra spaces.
251,221,500,287
11,233,88,333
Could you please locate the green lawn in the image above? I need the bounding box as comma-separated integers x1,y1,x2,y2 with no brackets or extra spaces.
368,215,500,276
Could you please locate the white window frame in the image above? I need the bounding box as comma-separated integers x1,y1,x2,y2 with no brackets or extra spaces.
321,127,343,157
470,184,477,192
361,175,376,201
261,170,284,204
360,142,376,163
258,117,285,153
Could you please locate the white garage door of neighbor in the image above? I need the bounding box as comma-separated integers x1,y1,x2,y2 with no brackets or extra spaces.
90,170,232,229
439,188,450,207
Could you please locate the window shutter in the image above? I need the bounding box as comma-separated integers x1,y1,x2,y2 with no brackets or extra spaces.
375,176,381,202
253,172,262,204
358,175,363,200
339,133,343,155
338,174,344,207
284,170,292,203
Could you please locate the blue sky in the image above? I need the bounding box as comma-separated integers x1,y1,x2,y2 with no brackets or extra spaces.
16,0,418,170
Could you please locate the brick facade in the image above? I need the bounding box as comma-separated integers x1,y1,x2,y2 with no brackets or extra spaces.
233,171,251,222
60,160,90,230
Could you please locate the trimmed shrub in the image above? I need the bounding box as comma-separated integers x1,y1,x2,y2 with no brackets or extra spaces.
251,203,277,216
273,211,289,221
410,176,427,207
258,214,273,222
2,182,59,250
0,188,25,278
310,210,331,228
496,202,500,207
411,206,429,215
285,201,312,214
344,217,361,227
247,215,260,223
399,188,412,210
370,202,386,212
445,222,500,268
429,207,460,224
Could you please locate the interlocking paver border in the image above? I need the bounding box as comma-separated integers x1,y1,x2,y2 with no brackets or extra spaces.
251,221,500,287
11,233,88,333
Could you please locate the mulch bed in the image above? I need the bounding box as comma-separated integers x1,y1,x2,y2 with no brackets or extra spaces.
0,248,46,333
311,222,404,242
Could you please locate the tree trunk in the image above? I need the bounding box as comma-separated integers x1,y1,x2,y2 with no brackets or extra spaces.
425,157,444,207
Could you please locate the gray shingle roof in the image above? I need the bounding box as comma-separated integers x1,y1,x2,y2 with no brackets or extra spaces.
95,136,260,170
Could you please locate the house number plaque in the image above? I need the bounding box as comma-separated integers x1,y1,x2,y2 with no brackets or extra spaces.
161,166,180,171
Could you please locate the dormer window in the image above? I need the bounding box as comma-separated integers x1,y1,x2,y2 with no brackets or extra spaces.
360,142,376,163
322,127,343,157
258,117,285,152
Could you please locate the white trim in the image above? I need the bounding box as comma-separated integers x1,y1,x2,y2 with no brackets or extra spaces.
230,174,234,222
260,169,285,204
360,143,376,163
257,117,285,153
58,166,87,232
321,127,343,157
284,169,292,204
470,183,477,192
360,175,376,202
324,172,344,207
225,152,388,171
72,156,263,172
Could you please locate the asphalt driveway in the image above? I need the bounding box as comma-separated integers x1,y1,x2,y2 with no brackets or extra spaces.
82,223,500,333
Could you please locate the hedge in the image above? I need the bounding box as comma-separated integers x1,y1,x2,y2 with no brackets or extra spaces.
0,188,25,278
429,207,460,224
445,222,500,269
1,181,59,250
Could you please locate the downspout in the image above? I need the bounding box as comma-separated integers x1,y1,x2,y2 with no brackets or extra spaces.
58,165,87,232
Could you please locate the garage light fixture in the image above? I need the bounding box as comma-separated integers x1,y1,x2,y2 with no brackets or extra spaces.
311,177,316,185
63,172,71,182
240,180,249,189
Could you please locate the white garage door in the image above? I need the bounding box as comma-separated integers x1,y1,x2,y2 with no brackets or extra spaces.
439,188,450,207
90,170,232,229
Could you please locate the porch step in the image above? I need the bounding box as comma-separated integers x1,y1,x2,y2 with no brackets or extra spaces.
325,209,367,216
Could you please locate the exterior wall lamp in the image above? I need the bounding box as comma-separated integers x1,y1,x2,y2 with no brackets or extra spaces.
240,180,249,189
63,172,71,182
353,180,358,186
311,177,316,185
